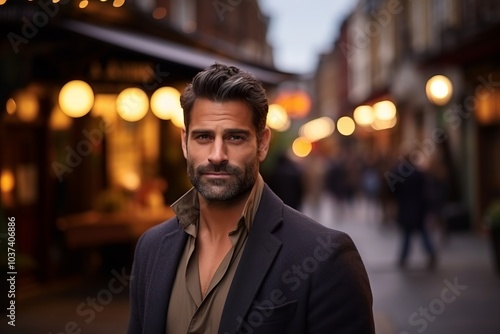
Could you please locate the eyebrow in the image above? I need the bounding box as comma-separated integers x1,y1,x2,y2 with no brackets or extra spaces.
189,128,253,137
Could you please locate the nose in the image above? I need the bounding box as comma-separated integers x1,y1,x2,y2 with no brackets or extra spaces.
208,137,228,166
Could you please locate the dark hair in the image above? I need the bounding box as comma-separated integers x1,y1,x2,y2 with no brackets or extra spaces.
180,63,269,139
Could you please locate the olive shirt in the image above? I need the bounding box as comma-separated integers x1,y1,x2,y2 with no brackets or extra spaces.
165,174,264,334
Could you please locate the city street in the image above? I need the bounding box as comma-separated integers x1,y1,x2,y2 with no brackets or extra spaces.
302,194,500,334
5,194,500,334
2,1,500,333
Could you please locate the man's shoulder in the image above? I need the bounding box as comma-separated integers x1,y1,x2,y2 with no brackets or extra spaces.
280,206,350,243
137,216,181,245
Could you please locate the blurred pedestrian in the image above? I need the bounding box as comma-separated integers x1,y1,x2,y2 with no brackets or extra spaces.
325,149,361,222
425,152,450,243
267,150,304,210
359,152,383,224
391,155,437,270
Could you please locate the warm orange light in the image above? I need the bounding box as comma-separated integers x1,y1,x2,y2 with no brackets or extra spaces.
426,75,453,106
15,91,39,122
119,170,140,191
92,94,117,124
353,105,374,126
59,80,94,118
151,87,181,120
6,98,16,115
267,104,289,131
371,116,397,130
116,88,149,122
49,106,73,130
337,116,355,136
170,111,185,129
299,117,335,142
373,100,396,121
275,90,312,118
0,169,14,193
292,137,312,158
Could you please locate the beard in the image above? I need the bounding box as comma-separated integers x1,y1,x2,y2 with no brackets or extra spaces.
187,158,259,202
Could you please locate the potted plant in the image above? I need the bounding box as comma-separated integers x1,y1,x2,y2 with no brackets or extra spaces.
485,199,500,273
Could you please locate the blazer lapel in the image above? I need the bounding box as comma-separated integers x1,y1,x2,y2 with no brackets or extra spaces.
144,221,187,333
219,186,284,334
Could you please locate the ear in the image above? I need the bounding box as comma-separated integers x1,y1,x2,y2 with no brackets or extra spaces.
257,127,271,162
181,128,188,159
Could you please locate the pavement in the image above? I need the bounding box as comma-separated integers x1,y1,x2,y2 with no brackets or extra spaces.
3,193,500,334
302,194,500,334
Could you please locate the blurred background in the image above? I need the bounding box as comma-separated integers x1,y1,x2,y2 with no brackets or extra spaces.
0,0,500,333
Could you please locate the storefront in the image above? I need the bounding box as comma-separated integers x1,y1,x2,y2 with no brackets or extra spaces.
0,2,292,287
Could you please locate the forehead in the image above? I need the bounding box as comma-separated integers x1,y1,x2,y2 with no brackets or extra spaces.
189,98,254,131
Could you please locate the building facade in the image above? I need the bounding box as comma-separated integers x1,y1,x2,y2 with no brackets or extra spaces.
0,0,290,290
315,0,500,231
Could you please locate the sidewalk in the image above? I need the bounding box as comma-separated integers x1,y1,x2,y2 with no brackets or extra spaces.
302,194,500,334
5,194,500,334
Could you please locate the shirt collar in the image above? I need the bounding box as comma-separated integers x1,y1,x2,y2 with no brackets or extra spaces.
171,174,265,234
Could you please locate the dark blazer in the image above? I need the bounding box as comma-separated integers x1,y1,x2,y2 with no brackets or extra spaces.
128,185,374,334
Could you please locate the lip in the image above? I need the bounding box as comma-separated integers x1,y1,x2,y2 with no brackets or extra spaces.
203,172,231,177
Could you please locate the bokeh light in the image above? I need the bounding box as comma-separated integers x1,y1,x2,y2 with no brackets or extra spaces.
373,100,397,121
151,87,182,120
59,80,94,118
15,91,39,122
116,88,149,122
0,169,15,193
267,103,290,131
337,116,356,136
299,117,335,142
353,105,374,126
292,137,312,158
426,75,453,106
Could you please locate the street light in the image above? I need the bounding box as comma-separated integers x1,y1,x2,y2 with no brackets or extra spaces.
373,100,397,121
151,86,181,121
353,105,374,126
337,116,356,136
425,75,453,106
267,104,290,131
299,117,335,142
292,137,312,158
59,80,94,118
116,87,149,122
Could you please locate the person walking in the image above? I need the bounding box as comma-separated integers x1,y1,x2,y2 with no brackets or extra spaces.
391,156,437,270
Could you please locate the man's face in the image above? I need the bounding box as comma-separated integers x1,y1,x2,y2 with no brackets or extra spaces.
181,98,270,202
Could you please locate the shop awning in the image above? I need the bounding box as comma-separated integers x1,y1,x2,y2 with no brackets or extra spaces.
61,19,292,85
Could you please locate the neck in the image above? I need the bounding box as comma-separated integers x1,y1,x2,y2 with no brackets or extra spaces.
198,192,249,239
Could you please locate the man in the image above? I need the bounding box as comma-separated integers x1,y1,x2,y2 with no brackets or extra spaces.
127,63,374,334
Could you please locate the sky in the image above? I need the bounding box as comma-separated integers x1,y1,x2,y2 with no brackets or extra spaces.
258,0,357,74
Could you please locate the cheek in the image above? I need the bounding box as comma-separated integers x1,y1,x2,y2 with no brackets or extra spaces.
230,146,257,162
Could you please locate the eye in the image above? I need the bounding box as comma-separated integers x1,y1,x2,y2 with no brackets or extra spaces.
195,134,212,142
227,134,245,142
